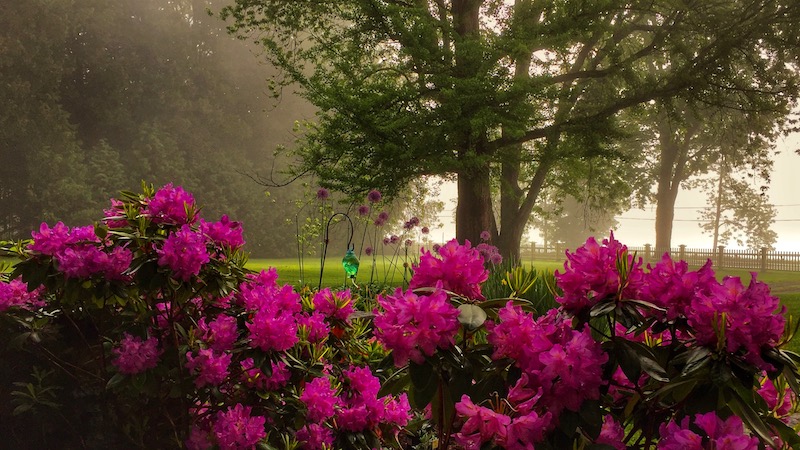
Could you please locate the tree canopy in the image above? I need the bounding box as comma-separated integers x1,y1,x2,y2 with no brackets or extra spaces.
221,0,800,259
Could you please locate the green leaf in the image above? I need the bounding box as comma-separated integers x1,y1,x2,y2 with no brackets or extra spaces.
589,299,616,318
457,304,487,331
726,389,774,445
106,372,126,390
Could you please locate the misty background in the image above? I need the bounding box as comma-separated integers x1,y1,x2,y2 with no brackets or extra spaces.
3,0,799,256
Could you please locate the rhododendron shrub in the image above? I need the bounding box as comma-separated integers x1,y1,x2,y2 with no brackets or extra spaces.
0,184,410,449
3,184,800,449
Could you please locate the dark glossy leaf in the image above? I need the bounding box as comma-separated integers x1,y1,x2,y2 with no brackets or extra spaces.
765,416,800,447
589,300,616,318
727,390,774,445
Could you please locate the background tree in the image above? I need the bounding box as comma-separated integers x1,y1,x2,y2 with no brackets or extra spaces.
696,159,778,251
638,96,784,254
221,0,800,261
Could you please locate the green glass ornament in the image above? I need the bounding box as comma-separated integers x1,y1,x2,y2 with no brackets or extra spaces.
342,248,359,279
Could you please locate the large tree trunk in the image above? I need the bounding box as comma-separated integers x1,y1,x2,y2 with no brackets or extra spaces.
455,165,494,246
654,119,691,256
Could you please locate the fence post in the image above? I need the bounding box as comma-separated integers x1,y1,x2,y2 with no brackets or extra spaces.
644,244,651,264
760,247,768,272
679,245,686,262
531,242,536,260
717,246,725,269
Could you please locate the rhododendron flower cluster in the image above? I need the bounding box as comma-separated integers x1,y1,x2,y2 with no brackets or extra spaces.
312,288,354,322
337,366,411,432
373,285,460,366
657,412,759,450
688,273,785,370
157,224,210,281
300,376,340,423
200,215,245,249
555,232,644,314
238,270,303,352
212,404,267,450
197,314,238,352
186,348,232,387
486,303,607,415
410,239,489,300
143,183,197,224
639,255,717,319
0,279,43,312
112,333,162,375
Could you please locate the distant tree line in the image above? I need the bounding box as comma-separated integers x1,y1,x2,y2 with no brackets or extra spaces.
0,0,315,257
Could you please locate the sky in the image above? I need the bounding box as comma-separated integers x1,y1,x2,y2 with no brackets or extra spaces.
427,133,800,251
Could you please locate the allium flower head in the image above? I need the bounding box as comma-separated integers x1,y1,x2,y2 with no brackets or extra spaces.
112,333,161,375
555,233,644,315
145,183,197,224
200,215,245,249
212,404,266,450
480,230,491,241
373,285,460,366
157,225,210,281
374,211,389,226
367,189,382,203
410,239,489,300
316,188,330,200
421,226,430,234
365,246,374,256
357,204,370,216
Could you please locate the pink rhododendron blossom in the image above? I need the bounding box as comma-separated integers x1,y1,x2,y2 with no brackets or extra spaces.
487,303,607,415
102,198,129,228
200,215,245,249
197,314,238,351
0,279,44,312
247,308,298,352
29,222,99,256
758,377,794,418
313,288,353,322
144,183,197,224
373,285,460,366
410,239,489,300
299,376,339,423
296,423,334,450
186,425,213,450
157,225,210,281
212,404,266,450
453,395,510,449
688,273,785,370
555,233,644,314
112,333,161,375
640,255,717,319
504,410,552,450
55,245,133,280
240,359,290,391
299,312,329,342
186,348,231,387
658,413,758,450
383,393,412,428
596,415,626,450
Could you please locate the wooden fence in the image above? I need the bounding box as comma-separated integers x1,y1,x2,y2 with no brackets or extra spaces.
523,243,800,272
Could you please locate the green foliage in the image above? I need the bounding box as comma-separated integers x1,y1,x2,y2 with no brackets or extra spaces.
220,0,800,258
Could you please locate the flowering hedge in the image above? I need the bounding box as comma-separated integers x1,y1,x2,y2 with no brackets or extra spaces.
1,184,800,449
